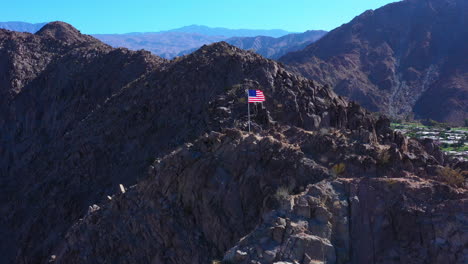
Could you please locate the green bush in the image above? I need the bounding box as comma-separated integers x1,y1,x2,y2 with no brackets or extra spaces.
421,119,450,129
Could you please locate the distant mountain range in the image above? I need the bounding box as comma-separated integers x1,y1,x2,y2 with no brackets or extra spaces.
160,24,293,38
225,30,327,59
93,32,226,59
95,30,327,59
280,0,468,126
0,22,326,59
0,21,47,33
92,26,326,59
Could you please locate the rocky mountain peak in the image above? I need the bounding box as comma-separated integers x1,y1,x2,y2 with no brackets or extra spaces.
35,21,99,44
191,41,254,58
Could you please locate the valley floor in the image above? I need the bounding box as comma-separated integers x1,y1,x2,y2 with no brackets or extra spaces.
392,122,468,160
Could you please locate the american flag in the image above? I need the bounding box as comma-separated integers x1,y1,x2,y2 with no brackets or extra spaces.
248,89,265,103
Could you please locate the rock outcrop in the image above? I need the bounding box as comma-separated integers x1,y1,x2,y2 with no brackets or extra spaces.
225,177,467,264
280,0,468,125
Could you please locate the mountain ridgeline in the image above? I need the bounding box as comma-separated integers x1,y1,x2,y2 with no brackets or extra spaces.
0,21,47,33
0,18,466,264
93,29,327,59
224,30,327,59
0,22,326,59
280,0,468,126
161,24,293,38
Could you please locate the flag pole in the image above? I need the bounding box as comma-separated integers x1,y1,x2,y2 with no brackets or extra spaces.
247,90,251,133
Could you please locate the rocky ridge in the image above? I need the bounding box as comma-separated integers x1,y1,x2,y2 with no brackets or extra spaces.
53,128,467,263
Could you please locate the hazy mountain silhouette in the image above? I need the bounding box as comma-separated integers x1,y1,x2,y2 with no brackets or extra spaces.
0,21,47,33
162,24,293,37
94,28,326,59
93,32,226,59
225,30,327,59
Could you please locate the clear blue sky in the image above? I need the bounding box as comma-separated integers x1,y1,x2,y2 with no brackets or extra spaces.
2,0,399,34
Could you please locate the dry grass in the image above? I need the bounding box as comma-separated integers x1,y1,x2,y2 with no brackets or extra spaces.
274,186,290,201
438,167,465,187
378,150,391,166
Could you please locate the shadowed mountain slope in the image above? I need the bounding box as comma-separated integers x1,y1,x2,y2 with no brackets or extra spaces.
281,0,468,125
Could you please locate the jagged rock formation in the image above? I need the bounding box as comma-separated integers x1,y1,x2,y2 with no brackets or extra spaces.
280,0,468,125
0,21,466,264
224,177,467,264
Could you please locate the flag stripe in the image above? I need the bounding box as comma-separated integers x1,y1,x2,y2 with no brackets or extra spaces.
248,89,265,103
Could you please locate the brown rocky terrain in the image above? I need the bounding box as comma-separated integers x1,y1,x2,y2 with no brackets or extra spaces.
53,129,467,264
0,21,466,264
280,0,468,126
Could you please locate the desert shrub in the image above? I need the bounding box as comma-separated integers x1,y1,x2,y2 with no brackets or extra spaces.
331,163,346,177
378,150,391,166
274,186,290,201
405,113,415,122
232,84,242,90
438,167,465,187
